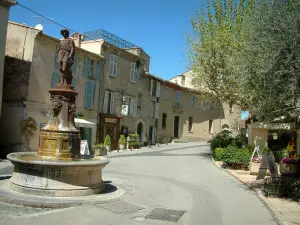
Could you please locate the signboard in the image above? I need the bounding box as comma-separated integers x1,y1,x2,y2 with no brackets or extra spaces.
105,118,117,123
40,123,46,130
256,152,278,180
121,105,128,116
80,140,90,155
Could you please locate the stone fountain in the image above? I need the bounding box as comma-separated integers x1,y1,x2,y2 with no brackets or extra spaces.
6,29,109,197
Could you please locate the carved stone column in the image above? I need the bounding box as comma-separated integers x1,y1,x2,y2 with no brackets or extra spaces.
37,84,80,159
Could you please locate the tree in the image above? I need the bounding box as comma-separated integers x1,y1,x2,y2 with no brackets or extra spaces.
187,0,258,110
241,0,300,123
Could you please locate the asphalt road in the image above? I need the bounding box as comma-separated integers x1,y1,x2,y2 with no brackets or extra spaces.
0,144,277,225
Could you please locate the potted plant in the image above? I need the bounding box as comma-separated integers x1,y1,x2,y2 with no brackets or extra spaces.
104,135,111,151
280,157,298,176
119,135,126,150
94,143,107,156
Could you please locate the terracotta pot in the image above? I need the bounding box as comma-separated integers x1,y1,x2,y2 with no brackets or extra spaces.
280,163,297,176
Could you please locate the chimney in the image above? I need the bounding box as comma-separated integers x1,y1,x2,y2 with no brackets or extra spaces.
71,32,82,47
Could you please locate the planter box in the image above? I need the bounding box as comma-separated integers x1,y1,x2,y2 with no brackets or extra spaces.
94,148,107,156
279,163,297,176
250,162,270,175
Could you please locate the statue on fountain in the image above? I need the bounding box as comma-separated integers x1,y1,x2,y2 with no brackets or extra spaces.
57,28,75,86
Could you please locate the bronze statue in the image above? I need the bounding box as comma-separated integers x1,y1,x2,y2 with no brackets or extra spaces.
57,28,75,85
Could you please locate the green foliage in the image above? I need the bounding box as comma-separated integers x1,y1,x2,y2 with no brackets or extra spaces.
220,146,251,166
119,135,126,145
214,148,223,161
129,141,142,149
273,149,287,163
210,130,234,151
187,0,257,108
247,144,255,154
232,134,248,148
104,135,111,146
129,133,140,142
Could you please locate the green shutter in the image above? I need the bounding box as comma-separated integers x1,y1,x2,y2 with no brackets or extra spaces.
51,71,60,88
83,56,89,78
96,60,102,81
84,81,95,109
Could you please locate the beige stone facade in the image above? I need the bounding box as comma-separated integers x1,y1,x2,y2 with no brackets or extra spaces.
170,70,242,135
0,22,104,156
0,0,16,118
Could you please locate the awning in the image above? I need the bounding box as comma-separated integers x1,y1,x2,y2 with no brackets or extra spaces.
74,118,96,129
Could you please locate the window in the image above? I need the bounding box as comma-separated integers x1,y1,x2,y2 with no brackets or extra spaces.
164,87,168,100
109,54,118,76
162,113,167,129
190,96,195,106
175,91,181,103
84,81,95,109
150,101,155,118
137,94,142,110
130,62,137,82
152,81,157,96
188,117,193,132
122,95,137,117
209,120,213,133
103,90,115,114
88,58,96,79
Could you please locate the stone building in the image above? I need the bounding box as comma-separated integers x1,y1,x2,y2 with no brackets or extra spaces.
147,74,223,142
0,22,104,156
170,70,242,135
77,29,159,148
0,0,16,118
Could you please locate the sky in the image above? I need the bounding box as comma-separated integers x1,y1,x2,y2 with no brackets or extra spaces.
9,0,206,80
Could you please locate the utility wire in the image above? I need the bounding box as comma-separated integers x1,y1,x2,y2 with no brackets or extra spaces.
16,1,101,43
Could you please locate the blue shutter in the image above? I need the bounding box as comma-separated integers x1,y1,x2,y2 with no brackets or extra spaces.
84,81,95,109
96,60,102,81
51,71,60,88
72,52,78,74
83,56,89,78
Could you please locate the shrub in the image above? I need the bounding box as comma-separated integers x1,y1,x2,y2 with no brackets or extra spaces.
247,144,255,154
104,135,111,146
220,146,251,168
214,148,223,161
119,135,126,145
273,149,287,163
233,134,248,148
210,130,234,151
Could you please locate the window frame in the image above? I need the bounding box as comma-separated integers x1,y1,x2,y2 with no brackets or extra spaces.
130,62,137,83
88,58,97,79
109,54,118,77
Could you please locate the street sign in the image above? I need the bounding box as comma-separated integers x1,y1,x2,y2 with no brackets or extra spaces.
241,111,249,120
121,105,128,116
256,152,278,180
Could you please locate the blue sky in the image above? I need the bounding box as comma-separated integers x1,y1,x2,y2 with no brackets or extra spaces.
9,0,206,80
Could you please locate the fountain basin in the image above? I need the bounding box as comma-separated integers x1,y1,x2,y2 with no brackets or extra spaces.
7,152,110,197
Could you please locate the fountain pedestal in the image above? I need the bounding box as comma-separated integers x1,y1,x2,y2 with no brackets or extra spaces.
7,85,110,197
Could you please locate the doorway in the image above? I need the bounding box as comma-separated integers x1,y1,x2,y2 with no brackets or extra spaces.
137,122,143,142
174,116,180,138
149,126,153,144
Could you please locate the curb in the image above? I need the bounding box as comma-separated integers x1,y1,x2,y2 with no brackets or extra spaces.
211,157,292,225
107,142,208,158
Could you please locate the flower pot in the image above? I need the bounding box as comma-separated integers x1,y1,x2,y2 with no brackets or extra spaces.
280,163,297,176
119,144,125,150
105,146,111,152
95,148,107,156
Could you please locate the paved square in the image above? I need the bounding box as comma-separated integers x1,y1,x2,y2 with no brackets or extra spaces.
95,201,144,214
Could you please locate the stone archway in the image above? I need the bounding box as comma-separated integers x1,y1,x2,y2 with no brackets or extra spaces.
135,119,145,143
